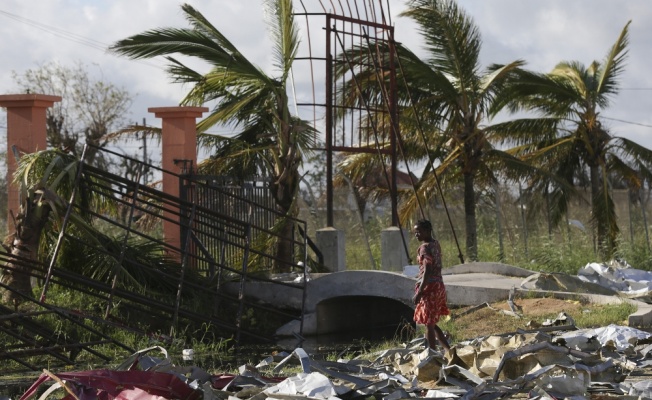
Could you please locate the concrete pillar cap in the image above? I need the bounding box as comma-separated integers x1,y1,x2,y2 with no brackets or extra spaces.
0,94,62,107
148,106,208,118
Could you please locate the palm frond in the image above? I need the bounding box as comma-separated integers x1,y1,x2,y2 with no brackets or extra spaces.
109,8,272,88
401,0,481,90
180,3,240,55
597,21,631,99
57,232,185,293
612,136,652,164
196,83,274,133
164,56,206,86
335,152,384,185
607,155,641,190
103,124,161,144
264,0,300,77
16,150,79,202
481,148,540,182
486,118,559,148
110,27,233,65
480,60,526,95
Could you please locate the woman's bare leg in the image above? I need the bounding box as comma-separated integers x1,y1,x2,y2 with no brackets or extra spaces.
426,324,450,351
433,324,450,351
425,325,437,349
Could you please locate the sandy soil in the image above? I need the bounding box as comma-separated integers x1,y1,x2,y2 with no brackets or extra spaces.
449,297,591,341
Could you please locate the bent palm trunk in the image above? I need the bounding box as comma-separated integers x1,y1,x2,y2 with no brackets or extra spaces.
1,191,51,307
271,166,300,273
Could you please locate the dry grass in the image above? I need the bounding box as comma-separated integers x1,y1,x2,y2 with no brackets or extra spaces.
440,296,634,343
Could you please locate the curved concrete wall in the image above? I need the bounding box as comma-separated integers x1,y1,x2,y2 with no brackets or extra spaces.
445,262,534,277
305,270,415,313
228,264,652,336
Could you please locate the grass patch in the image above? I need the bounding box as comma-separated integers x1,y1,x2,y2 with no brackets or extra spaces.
421,296,638,345
572,301,637,328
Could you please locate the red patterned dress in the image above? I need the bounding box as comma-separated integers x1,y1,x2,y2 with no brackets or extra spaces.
414,240,450,325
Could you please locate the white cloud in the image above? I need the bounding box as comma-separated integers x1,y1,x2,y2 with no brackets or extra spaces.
0,0,650,151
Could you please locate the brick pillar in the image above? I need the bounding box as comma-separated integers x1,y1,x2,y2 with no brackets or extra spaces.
148,106,207,252
0,94,61,233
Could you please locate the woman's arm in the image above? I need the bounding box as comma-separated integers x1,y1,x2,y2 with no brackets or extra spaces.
413,247,435,304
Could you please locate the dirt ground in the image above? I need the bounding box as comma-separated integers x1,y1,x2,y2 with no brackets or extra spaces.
448,297,592,342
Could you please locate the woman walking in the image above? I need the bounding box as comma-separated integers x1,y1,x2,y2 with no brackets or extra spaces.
412,219,450,351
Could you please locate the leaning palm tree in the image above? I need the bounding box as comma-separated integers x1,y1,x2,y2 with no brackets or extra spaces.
335,0,529,261
493,21,652,259
110,1,315,272
0,150,83,306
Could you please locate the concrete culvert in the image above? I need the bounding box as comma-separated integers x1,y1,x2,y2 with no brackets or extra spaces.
316,295,415,335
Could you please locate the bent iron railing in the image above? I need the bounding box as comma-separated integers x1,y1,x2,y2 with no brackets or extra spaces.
0,144,308,373
61,145,307,339
180,174,279,275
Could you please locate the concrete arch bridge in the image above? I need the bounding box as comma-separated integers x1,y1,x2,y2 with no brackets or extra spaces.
232,263,538,336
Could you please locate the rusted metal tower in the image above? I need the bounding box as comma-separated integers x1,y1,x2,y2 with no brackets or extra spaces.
295,0,400,227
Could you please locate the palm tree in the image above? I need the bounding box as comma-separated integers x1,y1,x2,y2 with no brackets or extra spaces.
336,0,529,261
0,150,95,306
493,21,652,259
110,2,314,272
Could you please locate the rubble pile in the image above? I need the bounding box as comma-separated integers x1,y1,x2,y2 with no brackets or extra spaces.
523,260,652,304
17,323,652,400
17,260,652,400
578,261,652,303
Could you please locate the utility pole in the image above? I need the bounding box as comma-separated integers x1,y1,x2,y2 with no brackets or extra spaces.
141,117,149,185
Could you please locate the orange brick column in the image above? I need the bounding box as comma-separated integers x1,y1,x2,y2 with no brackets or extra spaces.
149,106,207,253
0,94,61,233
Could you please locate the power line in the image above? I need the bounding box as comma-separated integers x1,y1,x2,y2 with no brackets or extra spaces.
603,116,652,129
2,8,650,135
0,9,107,51
0,8,163,70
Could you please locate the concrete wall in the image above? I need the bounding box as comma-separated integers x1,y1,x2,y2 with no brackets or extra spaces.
224,264,652,336
316,227,345,272
380,227,409,271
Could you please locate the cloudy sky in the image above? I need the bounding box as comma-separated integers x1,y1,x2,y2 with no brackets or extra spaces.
0,0,651,161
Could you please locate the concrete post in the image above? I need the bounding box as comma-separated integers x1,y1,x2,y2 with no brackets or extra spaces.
148,106,208,252
316,227,345,272
0,94,61,234
381,226,409,271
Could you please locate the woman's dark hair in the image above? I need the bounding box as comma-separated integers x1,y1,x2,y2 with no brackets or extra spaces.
416,219,432,231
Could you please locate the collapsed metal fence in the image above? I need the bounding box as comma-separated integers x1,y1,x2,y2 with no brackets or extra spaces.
0,145,309,373
0,252,135,373
182,175,279,275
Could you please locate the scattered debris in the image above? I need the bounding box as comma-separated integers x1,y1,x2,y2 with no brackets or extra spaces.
542,312,575,327
17,323,652,400
579,261,652,302
521,271,618,295
16,259,652,399
505,287,522,318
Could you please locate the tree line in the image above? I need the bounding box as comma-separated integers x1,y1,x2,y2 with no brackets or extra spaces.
110,0,651,264
2,0,649,305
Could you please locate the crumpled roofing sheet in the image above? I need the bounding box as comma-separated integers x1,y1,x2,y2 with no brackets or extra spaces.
18,323,652,400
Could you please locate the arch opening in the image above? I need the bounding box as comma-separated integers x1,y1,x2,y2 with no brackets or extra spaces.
316,295,415,336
